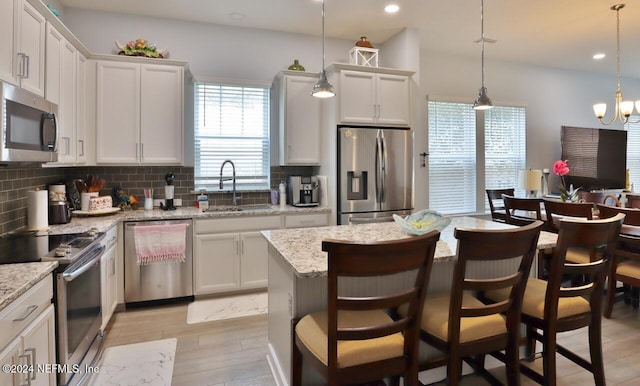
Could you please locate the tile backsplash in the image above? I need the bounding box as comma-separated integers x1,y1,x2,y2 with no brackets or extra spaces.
0,165,65,234
0,164,319,234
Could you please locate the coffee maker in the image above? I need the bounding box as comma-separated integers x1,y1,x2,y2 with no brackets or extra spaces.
48,183,71,224
160,172,176,211
287,176,319,207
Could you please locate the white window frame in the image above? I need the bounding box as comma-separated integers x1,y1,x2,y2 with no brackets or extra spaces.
428,99,526,215
194,81,270,191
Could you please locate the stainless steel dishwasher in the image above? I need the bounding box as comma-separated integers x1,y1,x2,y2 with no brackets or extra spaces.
124,219,193,304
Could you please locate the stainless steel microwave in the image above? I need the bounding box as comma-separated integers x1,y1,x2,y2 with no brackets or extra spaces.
1,81,58,162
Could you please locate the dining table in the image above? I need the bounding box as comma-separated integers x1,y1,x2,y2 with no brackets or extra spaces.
261,216,557,385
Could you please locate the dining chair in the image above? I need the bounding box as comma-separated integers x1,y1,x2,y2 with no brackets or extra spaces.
486,213,624,386
486,188,515,223
577,191,620,206
405,220,543,386
291,231,440,386
542,199,594,234
625,193,640,208
502,195,543,226
597,204,640,318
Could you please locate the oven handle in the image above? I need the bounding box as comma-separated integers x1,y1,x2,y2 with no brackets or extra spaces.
62,245,105,282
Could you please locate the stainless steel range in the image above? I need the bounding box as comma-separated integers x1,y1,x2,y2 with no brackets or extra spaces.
0,229,107,386
44,229,106,386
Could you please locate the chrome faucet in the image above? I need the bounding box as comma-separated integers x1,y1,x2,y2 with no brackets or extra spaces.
219,160,240,206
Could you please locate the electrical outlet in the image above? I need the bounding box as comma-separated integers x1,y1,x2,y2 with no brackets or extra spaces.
153,199,163,207
174,198,182,206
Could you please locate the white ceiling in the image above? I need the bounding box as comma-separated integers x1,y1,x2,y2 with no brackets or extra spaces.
58,0,640,78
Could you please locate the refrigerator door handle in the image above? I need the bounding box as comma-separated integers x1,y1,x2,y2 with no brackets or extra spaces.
375,133,383,204
380,133,387,204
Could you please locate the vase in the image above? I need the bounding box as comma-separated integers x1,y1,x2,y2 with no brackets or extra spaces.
287,59,305,71
355,36,374,48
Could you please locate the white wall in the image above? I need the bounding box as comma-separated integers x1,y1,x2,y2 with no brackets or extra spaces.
61,7,640,212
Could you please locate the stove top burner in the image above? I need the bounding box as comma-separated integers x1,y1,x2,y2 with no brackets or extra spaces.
0,228,103,265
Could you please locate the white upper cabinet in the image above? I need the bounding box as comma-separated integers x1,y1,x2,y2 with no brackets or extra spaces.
332,64,413,127
96,57,185,165
271,71,322,165
0,0,16,84
15,0,46,96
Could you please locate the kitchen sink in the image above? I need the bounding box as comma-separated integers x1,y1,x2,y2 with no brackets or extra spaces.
203,204,273,212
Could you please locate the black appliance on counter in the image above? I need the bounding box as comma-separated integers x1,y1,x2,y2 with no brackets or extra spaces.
0,229,107,386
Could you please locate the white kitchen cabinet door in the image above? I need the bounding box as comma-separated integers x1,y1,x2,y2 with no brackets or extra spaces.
339,70,377,124
0,0,16,84
16,0,46,97
44,23,62,105
75,53,88,163
193,233,241,295
101,243,117,331
20,304,55,386
0,338,20,386
57,40,77,163
376,73,410,126
96,61,140,163
240,231,268,288
339,70,410,126
278,74,322,165
140,64,183,164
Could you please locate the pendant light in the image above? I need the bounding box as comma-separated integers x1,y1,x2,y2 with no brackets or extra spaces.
593,4,640,125
312,0,335,98
473,0,493,110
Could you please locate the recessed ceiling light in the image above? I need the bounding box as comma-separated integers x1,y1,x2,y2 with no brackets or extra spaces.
229,12,245,20
385,4,399,13
593,53,606,60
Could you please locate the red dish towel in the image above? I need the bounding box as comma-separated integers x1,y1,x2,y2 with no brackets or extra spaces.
134,223,187,265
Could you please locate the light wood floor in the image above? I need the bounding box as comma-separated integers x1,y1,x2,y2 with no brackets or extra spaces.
103,298,640,386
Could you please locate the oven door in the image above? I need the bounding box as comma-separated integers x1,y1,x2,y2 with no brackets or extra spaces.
56,244,105,386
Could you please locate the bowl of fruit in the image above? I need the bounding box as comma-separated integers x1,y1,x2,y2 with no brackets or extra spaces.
393,210,451,236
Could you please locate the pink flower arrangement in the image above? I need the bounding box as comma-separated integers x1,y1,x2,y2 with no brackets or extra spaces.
553,160,579,201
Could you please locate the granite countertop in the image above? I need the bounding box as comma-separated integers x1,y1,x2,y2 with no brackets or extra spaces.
261,216,558,278
0,262,58,313
48,205,331,234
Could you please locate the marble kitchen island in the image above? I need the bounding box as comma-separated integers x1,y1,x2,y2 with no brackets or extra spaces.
261,216,557,385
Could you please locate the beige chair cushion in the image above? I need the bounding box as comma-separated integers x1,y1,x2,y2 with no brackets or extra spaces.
400,292,506,343
486,278,590,319
295,310,404,368
617,260,640,279
565,247,590,264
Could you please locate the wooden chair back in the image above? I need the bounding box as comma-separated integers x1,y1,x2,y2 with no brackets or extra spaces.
596,205,640,318
294,231,440,385
625,193,640,209
542,198,594,233
502,194,543,226
419,220,543,385
515,214,624,385
577,191,620,206
596,204,640,226
486,188,515,223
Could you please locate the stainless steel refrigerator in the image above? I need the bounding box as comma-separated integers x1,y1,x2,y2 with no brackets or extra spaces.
338,125,413,225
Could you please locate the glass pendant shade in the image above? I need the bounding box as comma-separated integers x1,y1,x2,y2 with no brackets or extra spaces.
312,71,335,98
593,103,607,118
473,87,493,110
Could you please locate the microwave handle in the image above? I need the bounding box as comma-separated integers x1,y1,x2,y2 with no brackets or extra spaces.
42,113,58,152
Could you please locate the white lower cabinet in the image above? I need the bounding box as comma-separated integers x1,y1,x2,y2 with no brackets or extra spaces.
101,226,118,331
194,215,280,295
0,275,55,386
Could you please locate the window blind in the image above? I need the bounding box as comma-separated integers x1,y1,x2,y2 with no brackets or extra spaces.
428,101,526,215
194,83,270,191
626,119,640,191
428,101,477,214
484,106,527,208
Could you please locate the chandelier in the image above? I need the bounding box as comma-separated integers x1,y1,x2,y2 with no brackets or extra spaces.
593,4,640,125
